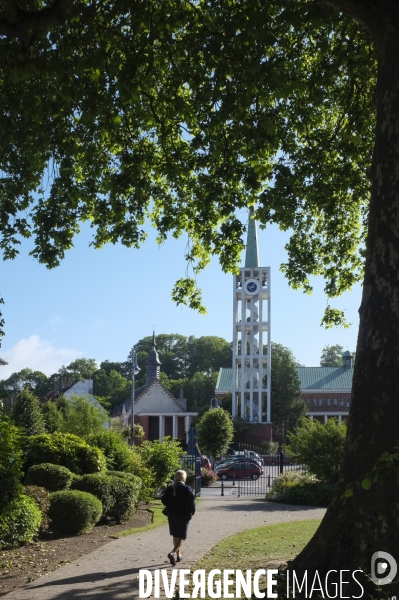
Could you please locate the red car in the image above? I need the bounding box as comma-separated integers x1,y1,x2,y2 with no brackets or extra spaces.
216,461,263,481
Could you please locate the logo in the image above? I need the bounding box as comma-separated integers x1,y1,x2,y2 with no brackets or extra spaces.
371,551,397,585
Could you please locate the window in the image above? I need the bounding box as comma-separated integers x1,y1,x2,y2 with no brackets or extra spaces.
313,399,316,406
306,399,310,404
333,399,338,406
327,399,331,406
340,399,344,407
347,400,351,407
319,399,323,406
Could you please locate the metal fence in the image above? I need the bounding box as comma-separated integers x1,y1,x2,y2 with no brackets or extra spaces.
218,446,308,496
179,453,201,497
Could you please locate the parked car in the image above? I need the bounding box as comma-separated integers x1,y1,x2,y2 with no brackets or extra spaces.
216,461,263,481
215,457,261,471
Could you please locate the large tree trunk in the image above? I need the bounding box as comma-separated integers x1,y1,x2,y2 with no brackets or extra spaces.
288,3,399,597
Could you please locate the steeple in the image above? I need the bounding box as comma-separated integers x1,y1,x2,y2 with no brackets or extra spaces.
146,332,162,386
245,208,260,268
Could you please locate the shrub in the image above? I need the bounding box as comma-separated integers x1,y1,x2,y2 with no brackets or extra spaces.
87,430,135,472
60,395,109,439
185,469,196,488
71,474,114,517
48,490,102,534
71,473,141,522
27,463,74,491
201,468,216,486
0,495,42,549
139,437,182,490
267,470,317,497
25,432,107,475
0,417,23,511
23,485,51,531
265,471,335,507
287,418,347,482
282,482,336,507
107,476,140,522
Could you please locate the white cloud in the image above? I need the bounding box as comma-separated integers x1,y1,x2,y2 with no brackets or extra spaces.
0,335,83,378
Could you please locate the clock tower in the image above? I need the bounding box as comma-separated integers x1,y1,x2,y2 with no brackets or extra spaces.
232,210,271,425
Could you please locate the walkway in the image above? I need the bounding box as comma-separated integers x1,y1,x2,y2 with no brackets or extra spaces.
2,497,325,599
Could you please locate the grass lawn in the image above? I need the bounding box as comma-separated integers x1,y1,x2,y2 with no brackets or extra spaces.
111,500,168,538
191,519,321,599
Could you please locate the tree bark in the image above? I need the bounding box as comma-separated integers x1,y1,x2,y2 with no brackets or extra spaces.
288,2,399,597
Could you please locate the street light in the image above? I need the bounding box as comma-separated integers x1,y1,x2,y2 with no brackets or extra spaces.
131,346,141,446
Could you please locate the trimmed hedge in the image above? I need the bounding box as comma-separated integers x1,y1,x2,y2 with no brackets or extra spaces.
24,433,107,475
48,490,102,534
23,485,51,531
71,473,141,522
27,463,74,491
0,495,42,549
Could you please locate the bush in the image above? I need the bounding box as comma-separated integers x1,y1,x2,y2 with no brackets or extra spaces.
139,437,182,490
23,485,51,531
287,418,347,482
27,463,74,491
267,470,317,497
282,482,336,507
48,490,102,534
87,430,135,472
201,468,216,486
265,471,335,507
0,495,42,549
0,417,23,511
25,432,107,475
12,388,46,436
71,473,141,522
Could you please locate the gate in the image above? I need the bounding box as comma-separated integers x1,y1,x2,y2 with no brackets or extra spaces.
180,427,201,497
219,444,307,496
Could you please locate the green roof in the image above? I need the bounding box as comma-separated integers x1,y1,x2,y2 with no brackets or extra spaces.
216,366,353,392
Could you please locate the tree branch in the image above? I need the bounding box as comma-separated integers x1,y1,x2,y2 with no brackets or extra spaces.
0,0,76,44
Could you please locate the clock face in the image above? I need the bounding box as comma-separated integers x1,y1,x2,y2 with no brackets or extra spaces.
244,279,259,296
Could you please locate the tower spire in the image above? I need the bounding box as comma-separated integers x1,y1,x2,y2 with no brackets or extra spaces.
245,208,260,267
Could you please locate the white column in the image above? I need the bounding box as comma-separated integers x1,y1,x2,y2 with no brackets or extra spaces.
184,416,190,442
159,415,164,441
338,414,342,422
324,415,328,424
172,415,178,438
310,415,314,420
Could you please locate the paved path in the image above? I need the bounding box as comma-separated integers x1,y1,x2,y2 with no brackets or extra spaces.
2,497,325,600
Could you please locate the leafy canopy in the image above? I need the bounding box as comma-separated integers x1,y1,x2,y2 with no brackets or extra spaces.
196,408,234,458
0,0,375,327
288,417,347,483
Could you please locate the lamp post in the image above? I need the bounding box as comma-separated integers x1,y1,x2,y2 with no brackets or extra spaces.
131,346,141,446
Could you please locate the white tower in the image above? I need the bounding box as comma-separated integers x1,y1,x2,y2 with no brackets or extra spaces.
232,211,271,423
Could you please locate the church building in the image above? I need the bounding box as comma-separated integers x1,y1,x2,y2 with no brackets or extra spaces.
112,333,197,444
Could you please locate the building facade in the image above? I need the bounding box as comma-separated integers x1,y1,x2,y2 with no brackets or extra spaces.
112,333,197,443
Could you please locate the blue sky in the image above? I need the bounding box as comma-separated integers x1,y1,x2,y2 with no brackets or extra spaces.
0,211,362,378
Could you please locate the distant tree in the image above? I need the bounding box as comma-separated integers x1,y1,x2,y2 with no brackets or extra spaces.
99,360,131,379
41,401,64,433
270,343,307,443
93,369,131,409
166,372,218,412
196,408,234,460
12,388,46,436
186,336,232,378
60,395,108,439
320,344,344,367
59,358,99,383
0,368,49,398
288,418,347,483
